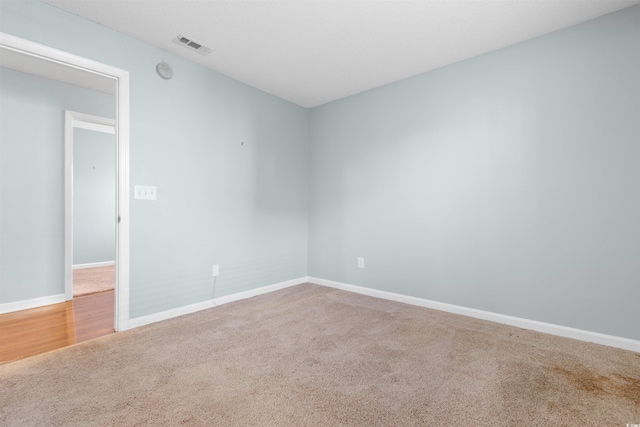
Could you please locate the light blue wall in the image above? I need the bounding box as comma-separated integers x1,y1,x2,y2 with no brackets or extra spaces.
309,6,640,340
73,128,116,266
0,0,309,318
0,66,115,303
2,1,638,341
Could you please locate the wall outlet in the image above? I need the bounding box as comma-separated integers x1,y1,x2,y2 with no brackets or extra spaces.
212,264,219,277
357,257,364,269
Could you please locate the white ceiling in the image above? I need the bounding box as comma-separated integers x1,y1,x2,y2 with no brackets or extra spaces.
41,0,639,108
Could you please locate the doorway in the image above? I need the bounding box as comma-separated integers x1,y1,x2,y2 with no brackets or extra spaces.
0,32,131,331
65,111,116,301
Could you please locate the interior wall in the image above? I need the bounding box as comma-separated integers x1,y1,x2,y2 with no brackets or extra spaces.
0,0,310,318
0,67,115,303
73,128,116,266
2,1,637,341
308,6,640,340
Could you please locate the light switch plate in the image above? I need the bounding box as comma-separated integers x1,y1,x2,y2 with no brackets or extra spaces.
135,185,157,200
358,257,364,269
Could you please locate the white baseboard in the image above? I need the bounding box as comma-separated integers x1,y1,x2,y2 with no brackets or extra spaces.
308,277,640,353
128,276,308,330
121,275,640,353
0,294,66,314
73,261,115,269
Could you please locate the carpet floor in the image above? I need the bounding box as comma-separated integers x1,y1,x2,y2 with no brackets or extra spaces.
1,283,638,426
73,265,115,297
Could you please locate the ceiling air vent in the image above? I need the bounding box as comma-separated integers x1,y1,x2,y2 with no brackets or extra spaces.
172,34,212,55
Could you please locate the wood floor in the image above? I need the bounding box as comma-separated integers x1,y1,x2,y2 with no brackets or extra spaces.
0,290,114,364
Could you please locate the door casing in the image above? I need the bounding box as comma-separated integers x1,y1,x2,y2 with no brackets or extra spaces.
0,32,131,331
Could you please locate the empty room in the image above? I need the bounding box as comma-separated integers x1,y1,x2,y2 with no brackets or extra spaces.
0,0,638,425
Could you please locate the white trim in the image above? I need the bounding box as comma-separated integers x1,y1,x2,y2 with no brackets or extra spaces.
73,120,116,134
128,277,307,329
214,277,306,305
73,261,116,270
65,111,116,301
64,110,73,301
0,32,130,332
0,294,66,314
308,277,640,353
115,65,131,332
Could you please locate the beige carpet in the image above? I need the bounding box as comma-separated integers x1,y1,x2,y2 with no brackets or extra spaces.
73,265,115,297
1,284,638,426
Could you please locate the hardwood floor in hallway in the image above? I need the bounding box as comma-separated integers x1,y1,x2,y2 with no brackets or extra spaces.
0,290,114,364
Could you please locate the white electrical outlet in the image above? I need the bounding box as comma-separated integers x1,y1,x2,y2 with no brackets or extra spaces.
357,257,364,269
212,264,219,277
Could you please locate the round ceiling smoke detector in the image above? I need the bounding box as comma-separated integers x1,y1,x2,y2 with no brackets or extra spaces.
156,62,173,80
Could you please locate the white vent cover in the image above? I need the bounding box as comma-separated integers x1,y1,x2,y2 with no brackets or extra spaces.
172,34,212,55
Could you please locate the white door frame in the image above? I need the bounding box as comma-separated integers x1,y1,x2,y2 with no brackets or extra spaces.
65,111,116,297
0,32,131,331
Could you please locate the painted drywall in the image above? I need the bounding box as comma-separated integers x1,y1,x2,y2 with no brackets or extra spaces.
0,67,115,303
2,0,637,342
309,6,640,340
0,0,309,318
73,128,116,266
